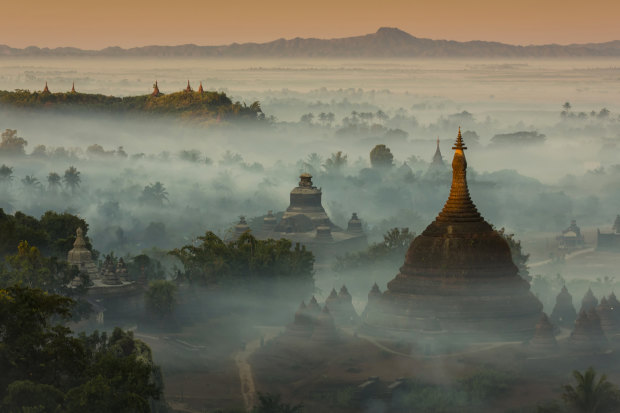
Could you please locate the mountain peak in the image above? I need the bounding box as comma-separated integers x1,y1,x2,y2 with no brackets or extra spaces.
375,27,414,38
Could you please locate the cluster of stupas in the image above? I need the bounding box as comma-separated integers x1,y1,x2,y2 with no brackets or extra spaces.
152,80,204,96
286,285,362,343
231,173,367,257
527,285,620,352
363,129,543,342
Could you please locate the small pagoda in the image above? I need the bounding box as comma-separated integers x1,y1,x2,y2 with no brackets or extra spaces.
580,288,599,313
67,227,99,279
152,81,161,97
569,309,607,351
185,80,193,93
42,82,50,94
70,82,76,93
198,82,204,93
232,216,250,240
550,285,577,328
311,306,339,343
286,301,314,337
364,129,543,341
528,313,558,351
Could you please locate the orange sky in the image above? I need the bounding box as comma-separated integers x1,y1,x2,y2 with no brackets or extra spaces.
4,0,619,49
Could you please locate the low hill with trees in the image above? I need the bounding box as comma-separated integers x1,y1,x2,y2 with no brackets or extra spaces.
0,88,264,123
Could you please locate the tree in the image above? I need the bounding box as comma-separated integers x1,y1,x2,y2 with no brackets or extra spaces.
0,286,162,410
562,367,620,413
139,182,169,207
300,113,314,124
252,392,303,413
63,166,81,193
0,129,28,156
0,164,14,183
21,175,42,191
370,144,394,168
145,280,178,320
323,151,348,174
47,172,62,191
562,102,572,111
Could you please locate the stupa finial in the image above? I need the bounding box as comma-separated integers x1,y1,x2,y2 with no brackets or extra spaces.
452,127,467,150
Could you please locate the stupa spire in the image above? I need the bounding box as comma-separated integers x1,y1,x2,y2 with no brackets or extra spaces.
198,82,204,93
43,82,50,94
71,82,75,93
73,227,87,248
185,80,192,92
152,81,160,96
436,127,481,223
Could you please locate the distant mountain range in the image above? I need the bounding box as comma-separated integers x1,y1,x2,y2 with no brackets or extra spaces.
2,28,620,58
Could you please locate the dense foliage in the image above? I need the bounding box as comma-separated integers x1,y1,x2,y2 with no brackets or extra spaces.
0,89,263,122
0,285,163,412
0,209,92,258
145,280,178,320
169,231,314,291
333,227,416,272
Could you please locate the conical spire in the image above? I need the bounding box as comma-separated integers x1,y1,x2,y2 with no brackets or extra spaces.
152,81,160,96
43,82,50,94
436,128,482,223
198,82,204,93
431,137,444,165
185,80,192,92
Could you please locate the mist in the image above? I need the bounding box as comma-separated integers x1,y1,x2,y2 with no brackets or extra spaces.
2,56,620,412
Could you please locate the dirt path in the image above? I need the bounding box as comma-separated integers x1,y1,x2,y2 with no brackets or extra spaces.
529,247,594,268
233,327,282,411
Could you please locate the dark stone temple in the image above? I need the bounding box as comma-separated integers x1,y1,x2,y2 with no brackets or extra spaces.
364,129,543,341
597,215,620,251
256,173,367,257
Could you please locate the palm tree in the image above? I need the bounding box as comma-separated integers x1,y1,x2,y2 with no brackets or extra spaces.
47,172,62,192
139,182,169,207
562,367,620,413
63,166,81,193
21,175,42,191
0,164,13,184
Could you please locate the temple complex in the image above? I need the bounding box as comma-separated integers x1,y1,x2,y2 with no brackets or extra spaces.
364,129,543,342
528,313,557,351
550,285,577,328
255,173,367,258
580,288,598,313
557,220,585,250
597,215,620,251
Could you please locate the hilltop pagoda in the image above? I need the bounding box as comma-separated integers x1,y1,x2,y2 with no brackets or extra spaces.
185,80,193,93
152,81,161,97
364,129,543,341
198,82,204,93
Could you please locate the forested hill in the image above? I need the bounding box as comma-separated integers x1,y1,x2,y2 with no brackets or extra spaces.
1,27,620,58
0,89,264,122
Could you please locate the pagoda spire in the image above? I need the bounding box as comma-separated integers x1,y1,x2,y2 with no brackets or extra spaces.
198,82,204,93
71,82,75,93
42,82,50,94
152,81,160,96
185,80,192,92
436,127,482,223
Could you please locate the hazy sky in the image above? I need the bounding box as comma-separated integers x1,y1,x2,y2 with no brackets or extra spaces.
4,0,619,49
